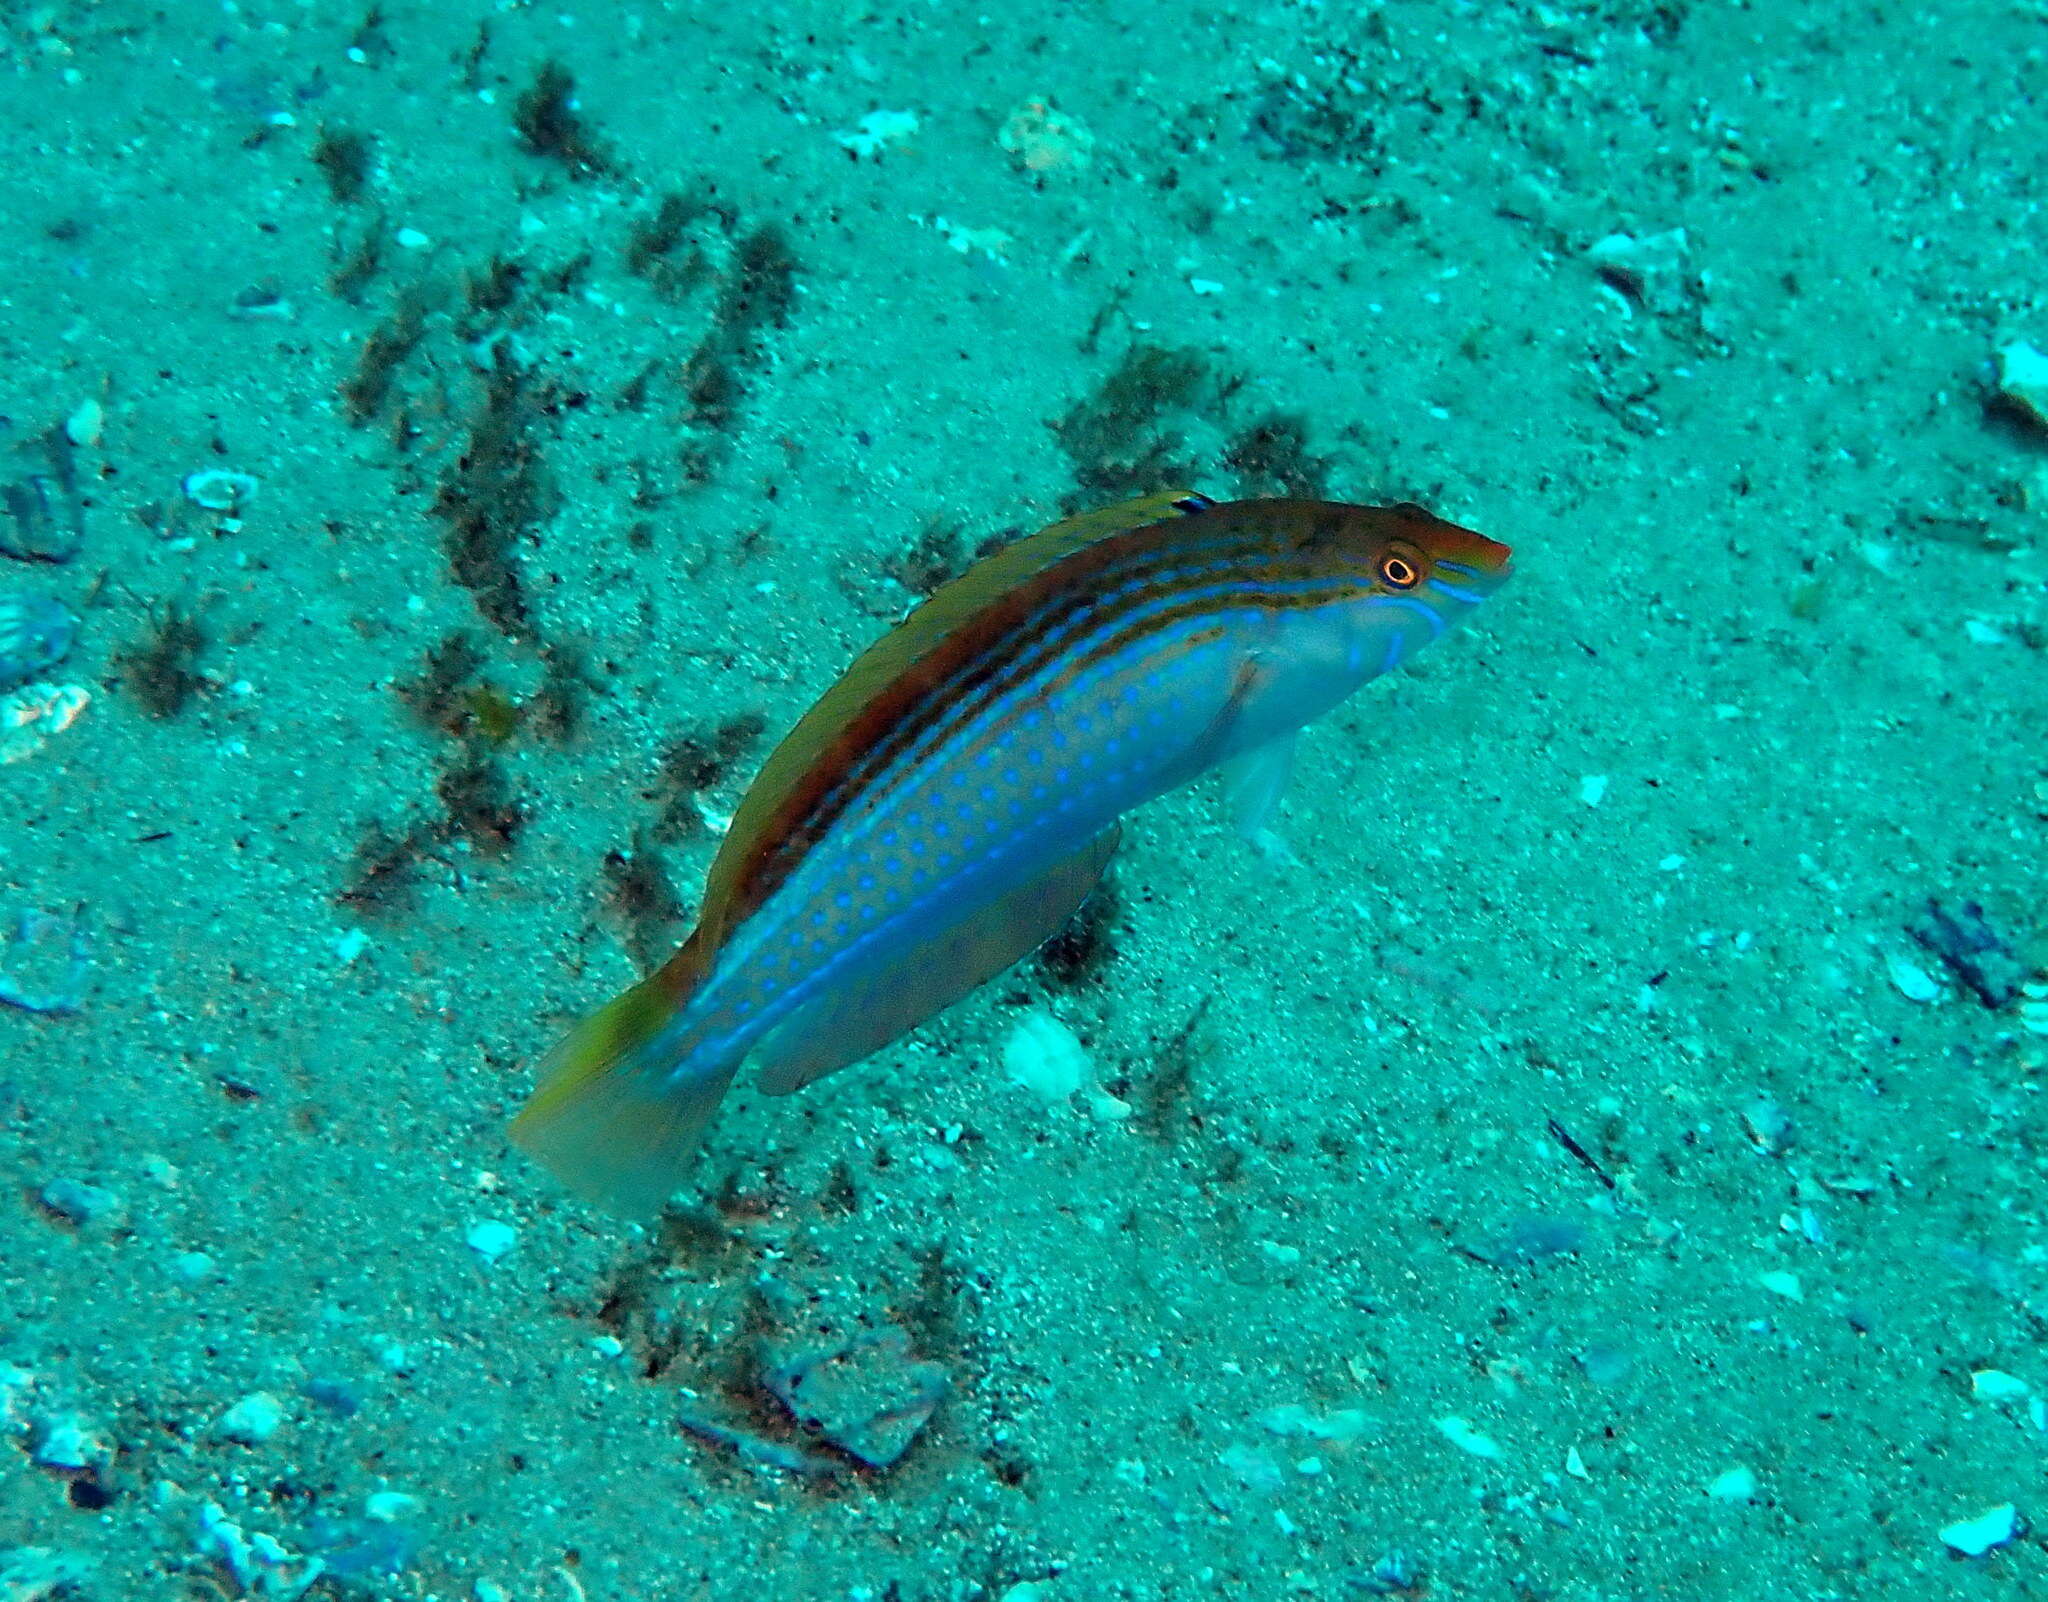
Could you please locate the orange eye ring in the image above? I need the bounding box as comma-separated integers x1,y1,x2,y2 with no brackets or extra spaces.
1378,553,1421,590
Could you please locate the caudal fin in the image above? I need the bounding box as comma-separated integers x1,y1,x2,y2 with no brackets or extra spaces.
509,944,737,1218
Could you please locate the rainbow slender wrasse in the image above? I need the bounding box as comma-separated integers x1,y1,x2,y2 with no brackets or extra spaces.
513,490,1512,1215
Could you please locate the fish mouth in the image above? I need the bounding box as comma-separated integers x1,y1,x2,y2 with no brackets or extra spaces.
1444,524,1515,575
1402,504,1512,589
1426,530,1514,603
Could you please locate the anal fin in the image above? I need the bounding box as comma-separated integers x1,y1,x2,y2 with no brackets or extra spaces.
753,827,1121,1097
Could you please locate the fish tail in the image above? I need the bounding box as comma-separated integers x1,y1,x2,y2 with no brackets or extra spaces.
509,938,740,1218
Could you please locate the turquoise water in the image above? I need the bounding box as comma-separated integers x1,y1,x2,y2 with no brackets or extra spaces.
3,3,2045,1598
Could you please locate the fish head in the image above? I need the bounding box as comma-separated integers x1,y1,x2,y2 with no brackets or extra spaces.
1317,501,1512,679
1359,502,1514,614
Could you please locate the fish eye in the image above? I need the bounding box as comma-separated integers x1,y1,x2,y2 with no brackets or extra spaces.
1378,552,1421,590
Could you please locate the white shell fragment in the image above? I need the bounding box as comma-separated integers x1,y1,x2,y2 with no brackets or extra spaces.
1883,949,1942,1003
932,216,1012,264
364,1490,420,1523
213,1391,285,1445
1004,1011,1091,1102
1759,1269,1803,1301
465,1220,518,1262
2020,980,2048,1038
64,397,104,448
1219,1442,1285,1493
835,109,918,160
1996,341,2048,429
1972,1369,2031,1404
1938,1502,2018,1557
32,1417,98,1470
1003,1011,1132,1120
181,469,260,514
1706,1465,1757,1502
1254,1403,1372,1443
1585,228,1691,314
1434,1415,1502,1459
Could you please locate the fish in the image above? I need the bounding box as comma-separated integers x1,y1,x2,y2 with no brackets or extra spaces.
513,490,1512,1215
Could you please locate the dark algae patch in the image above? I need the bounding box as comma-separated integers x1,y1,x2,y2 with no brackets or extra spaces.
311,127,374,205
340,293,429,426
112,600,206,718
431,346,559,640
1223,411,1331,497
649,714,766,842
1053,343,1212,500
625,187,726,301
601,838,688,974
512,61,615,180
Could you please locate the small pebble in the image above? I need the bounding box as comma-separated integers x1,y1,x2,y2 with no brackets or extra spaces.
0,593,77,692
32,1418,96,1471
1585,227,1691,314
1082,1085,1132,1121
63,398,103,448
0,683,91,767
1578,773,1609,807
1996,340,2048,430
170,1251,216,1283
1707,1465,1757,1502
0,907,92,1013
0,453,84,563
1759,1269,1803,1301
1219,1442,1285,1493
1938,1502,2018,1556
996,96,1095,175
37,1177,121,1228
301,1377,363,1418
465,1220,518,1262
834,108,919,160
364,1490,420,1523
1741,1099,1793,1155
213,1391,285,1445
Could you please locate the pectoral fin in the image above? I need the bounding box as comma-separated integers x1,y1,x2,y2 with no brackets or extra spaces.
1222,732,1297,841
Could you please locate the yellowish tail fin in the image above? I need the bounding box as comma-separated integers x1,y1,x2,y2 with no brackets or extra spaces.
509,942,737,1218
